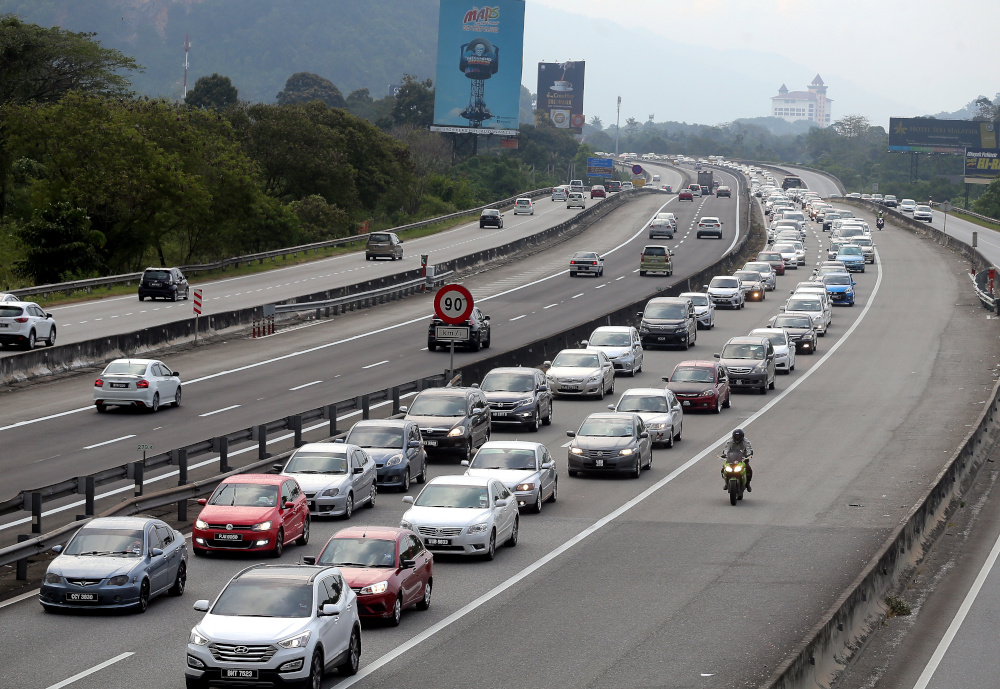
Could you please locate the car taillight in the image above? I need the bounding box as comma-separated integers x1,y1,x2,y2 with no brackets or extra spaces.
94,379,103,387
136,380,149,389
570,261,576,265
14,317,28,323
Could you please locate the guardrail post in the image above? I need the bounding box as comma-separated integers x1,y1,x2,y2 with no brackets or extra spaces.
84,476,95,517
133,460,144,497
257,424,270,459
176,449,188,521
326,404,338,437
361,395,371,420
290,415,304,447
217,436,230,472
16,535,29,580
392,387,400,414
31,492,42,534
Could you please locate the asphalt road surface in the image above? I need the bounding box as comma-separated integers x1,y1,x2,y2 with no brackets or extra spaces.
2,192,998,689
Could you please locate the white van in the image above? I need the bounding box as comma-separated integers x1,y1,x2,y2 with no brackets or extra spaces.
569,180,584,192
652,174,661,182
567,192,586,209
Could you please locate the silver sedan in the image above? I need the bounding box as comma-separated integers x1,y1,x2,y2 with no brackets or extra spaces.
544,349,615,399
608,388,683,448
462,441,557,513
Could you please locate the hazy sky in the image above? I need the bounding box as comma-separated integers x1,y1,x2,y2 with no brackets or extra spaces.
519,0,998,125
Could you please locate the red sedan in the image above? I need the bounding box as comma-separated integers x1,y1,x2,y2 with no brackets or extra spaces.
678,189,694,201
756,251,786,275
590,185,606,199
192,474,310,557
309,526,433,626
663,360,731,413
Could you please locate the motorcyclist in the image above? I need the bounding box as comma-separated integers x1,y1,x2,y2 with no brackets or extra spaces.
720,428,753,491
876,210,885,230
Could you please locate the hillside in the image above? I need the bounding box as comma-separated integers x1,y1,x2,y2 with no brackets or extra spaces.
0,0,439,102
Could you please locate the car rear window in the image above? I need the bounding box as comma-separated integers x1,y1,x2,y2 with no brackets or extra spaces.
103,361,149,375
369,233,391,242
143,270,171,281
643,247,666,256
0,306,24,317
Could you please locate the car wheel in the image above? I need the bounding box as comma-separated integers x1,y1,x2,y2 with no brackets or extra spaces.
148,393,159,413
427,341,436,351
471,336,481,352
597,383,605,401
548,480,558,502
464,440,473,464
343,494,354,520
684,332,691,350
484,529,497,560
416,579,432,610
532,490,543,514
714,396,722,414
646,449,653,470
272,529,284,558
570,271,577,277
759,384,767,395
47,327,56,346
639,270,647,276
769,377,776,390
172,387,182,407
674,425,682,441
170,292,177,302
185,676,208,689
366,484,377,508
168,562,187,596
632,458,642,479
483,331,491,349
417,457,426,484
401,469,410,493
389,595,403,627
307,650,325,688
338,629,361,676
135,579,150,614
138,295,145,302
96,403,107,413
608,378,615,395
192,547,206,557
723,392,731,408
529,409,540,432
568,470,579,477
543,403,553,426
24,330,35,350
665,431,674,449
296,517,310,546
505,516,519,547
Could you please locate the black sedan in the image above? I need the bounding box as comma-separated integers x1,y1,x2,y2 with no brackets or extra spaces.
480,209,503,228
427,306,491,351
566,412,652,478
402,387,491,462
767,313,819,354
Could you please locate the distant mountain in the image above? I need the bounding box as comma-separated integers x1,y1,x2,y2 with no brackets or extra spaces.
0,0,439,102
927,94,1000,120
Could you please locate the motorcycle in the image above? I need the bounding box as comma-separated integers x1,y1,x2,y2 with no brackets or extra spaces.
876,217,884,230
721,449,750,505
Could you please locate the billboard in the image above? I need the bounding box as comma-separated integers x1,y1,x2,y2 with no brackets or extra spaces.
889,117,999,154
586,157,613,178
431,1,526,136
536,61,586,132
965,148,1000,184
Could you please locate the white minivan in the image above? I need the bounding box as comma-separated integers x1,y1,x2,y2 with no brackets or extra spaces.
567,192,586,209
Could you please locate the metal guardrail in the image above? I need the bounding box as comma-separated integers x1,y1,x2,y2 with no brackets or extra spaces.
928,201,1000,226
7,188,555,300
273,271,453,315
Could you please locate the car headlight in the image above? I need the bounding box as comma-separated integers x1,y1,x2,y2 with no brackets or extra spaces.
108,575,131,586
44,572,61,584
639,321,650,331
320,488,339,497
400,520,412,530
570,447,583,455
699,390,716,397
468,522,490,534
588,373,602,382
278,630,312,649
448,427,465,437
516,398,534,408
251,521,272,531
647,423,666,430
359,581,389,596
190,628,209,646
195,519,208,529
385,454,403,467
619,448,633,456
515,483,535,492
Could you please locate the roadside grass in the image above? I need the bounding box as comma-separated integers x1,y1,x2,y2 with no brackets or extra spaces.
952,209,1000,233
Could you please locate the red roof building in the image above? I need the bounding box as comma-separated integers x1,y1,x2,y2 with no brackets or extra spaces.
771,75,832,126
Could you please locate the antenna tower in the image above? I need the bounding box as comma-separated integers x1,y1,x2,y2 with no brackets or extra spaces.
183,35,190,99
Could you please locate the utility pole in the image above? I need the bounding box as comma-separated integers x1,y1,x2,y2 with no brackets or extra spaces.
182,35,190,99
615,96,622,156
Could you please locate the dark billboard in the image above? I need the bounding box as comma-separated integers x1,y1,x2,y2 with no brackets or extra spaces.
536,61,586,132
965,148,1000,184
889,117,998,154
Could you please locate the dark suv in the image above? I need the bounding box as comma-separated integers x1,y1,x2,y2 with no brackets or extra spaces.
427,306,491,351
715,336,776,394
138,268,189,302
480,367,553,431
402,387,491,461
638,297,697,349
606,180,623,193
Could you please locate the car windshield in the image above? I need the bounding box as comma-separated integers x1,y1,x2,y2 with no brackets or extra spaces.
480,372,534,393
0,306,24,317
482,210,499,216
787,299,821,311
143,270,170,281
616,394,668,413
644,303,686,318
824,274,852,285
407,395,466,416
670,367,714,383
471,447,537,470
840,246,863,255
346,426,404,449
209,483,279,507
369,233,391,242
284,451,348,474
710,278,739,289
855,238,873,247
589,332,631,346
103,361,149,375
722,343,765,359
64,528,145,556
577,418,634,437
758,253,782,262
212,579,313,618
683,294,709,306
551,352,599,368
734,272,759,282
751,332,785,346
318,538,397,568
916,206,931,212
773,244,795,253
655,213,672,220
414,484,489,508
744,263,770,273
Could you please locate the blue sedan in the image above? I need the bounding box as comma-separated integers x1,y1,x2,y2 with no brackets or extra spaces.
835,246,866,273
40,516,187,613
822,273,856,306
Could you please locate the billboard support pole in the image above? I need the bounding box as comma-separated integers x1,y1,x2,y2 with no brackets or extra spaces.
615,96,621,156
965,183,970,210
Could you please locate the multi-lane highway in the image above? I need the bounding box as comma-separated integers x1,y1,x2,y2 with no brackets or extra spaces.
1,165,998,689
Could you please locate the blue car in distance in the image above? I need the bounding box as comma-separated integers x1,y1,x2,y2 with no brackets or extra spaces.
835,245,866,273
40,516,187,613
821,272,856,306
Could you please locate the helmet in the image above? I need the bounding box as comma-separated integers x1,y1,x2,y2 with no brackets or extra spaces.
732,428,745,442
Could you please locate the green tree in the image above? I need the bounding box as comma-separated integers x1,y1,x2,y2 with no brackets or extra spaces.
288,195,352,242
185,73,238,111
973,178,1000,219
14,201,105,283
589,116,603,130
276,72,346,108
389,74,434,128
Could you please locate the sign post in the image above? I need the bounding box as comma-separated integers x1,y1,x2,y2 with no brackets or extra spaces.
193,289,203,344
434,284,474,382
940,201,952,237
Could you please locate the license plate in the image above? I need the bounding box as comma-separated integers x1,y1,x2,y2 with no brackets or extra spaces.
110,383,129,389
594,459,604,467
222,669,258,680
560,386,577,392
657,337,665,341
149,282,161,286
66,592,99,603
214,533,242,541
492,411,509,417
682,401,691,406
425,538,451,546
424,439,438,446
734,380,743,386
0,323,7,328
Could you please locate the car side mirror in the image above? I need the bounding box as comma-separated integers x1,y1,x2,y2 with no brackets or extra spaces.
150,548,164,558
484,315,490,320
320,604,340,617
402,496,414,504
51,544,63,554
333,437,346,443
542,361,551,368
607,404,615,410
284,501,295,510
172,372,180,377
272,463,284,473
193,600,210,612
542,461,555,469
661,376,670,382
46,313,54,318
401,559,416,569
702,285,709,291
566,431,576,437
580,340,589,348
713,353,721,359
460,460,470,467
302,556,316,565
779,307,785,312
494,498,508,508
537,385,547,392
639,432,649,439
197,498,207,506
409,440,421,448
399,406,408,413
472,407,485,415
353,467,363,475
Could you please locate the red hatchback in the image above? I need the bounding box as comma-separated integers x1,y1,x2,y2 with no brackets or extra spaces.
663,360,731,413
192,474,310,557
310,526,433,626
756,251,786,275
678,188,694,201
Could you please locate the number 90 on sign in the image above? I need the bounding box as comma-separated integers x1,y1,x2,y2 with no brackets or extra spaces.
434,284,475,325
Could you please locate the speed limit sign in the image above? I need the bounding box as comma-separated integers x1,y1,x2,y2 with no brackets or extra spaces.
434,284,474,325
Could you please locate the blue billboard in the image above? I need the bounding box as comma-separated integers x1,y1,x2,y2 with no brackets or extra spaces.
431,1,526,135
586,157,613,178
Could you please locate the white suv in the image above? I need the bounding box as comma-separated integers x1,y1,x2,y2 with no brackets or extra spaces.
0,301,56,350
187,564,361,688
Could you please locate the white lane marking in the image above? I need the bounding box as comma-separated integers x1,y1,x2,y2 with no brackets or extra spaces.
912,522,1000,688
561,440,572,447
82,434,136,450
0,589,39,609
544,303,558,309
510,314,527,321
198,404,241,417
362,360,389,369
616,276,625,281
595,284,606,289
336,238,885,689
571,293,584,299
289,380,323,391
46,652,134,689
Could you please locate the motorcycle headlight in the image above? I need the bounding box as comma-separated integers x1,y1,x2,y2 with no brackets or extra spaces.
515,483,535,492
570,448,583,455
108,575,131,586
724,466,734,473
195,519,208,529
359,581,389,596
321,487,339,497
448,427,465,437
734,465,743,472
385,454,403,467
251,521,272,532
468,522,489,534
44,572,61,584
190,628,209,646
400,520,412,530
619,448,633,456
278,630,312,649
